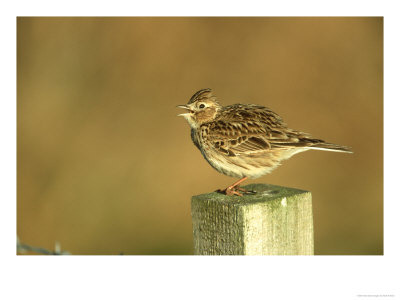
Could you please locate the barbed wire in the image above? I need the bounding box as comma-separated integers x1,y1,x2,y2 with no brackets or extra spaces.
17,237,71,255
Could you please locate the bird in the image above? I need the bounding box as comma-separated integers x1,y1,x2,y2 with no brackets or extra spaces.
177,88,352,196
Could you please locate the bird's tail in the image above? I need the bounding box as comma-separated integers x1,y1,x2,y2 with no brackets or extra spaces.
306,142,353,153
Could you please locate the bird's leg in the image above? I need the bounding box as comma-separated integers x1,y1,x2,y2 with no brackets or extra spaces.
224,177,248,196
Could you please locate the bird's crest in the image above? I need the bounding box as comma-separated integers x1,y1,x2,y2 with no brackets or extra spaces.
188,88,216,104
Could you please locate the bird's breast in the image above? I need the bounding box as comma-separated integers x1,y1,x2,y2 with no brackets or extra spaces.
190,128,203,151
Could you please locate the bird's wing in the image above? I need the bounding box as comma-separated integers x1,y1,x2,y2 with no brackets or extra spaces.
267,128,325,148
204,120,272,156
205,104,324,156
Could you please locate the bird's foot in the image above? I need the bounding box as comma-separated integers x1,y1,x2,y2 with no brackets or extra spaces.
217,185,257,196
225,186,243,196
216,186,242,196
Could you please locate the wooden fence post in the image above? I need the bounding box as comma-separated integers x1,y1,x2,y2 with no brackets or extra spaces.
191,183,314,255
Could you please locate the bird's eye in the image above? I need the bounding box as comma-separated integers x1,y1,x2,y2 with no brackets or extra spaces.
199,104,205,109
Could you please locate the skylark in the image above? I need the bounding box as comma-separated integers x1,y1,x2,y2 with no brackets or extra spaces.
178,88,352,196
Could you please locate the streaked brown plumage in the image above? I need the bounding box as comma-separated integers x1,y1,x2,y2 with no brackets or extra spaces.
178,88,352,196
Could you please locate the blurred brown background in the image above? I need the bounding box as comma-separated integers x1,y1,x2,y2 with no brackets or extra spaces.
17,17,383,255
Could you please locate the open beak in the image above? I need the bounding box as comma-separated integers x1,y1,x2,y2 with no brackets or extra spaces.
176,104,193,116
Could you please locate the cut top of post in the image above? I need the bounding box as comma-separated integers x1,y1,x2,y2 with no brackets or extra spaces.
192,183,308,205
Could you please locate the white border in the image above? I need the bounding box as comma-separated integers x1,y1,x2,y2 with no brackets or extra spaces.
2,1,399,299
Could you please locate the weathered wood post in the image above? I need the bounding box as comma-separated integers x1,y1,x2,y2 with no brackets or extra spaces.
191,183,314,255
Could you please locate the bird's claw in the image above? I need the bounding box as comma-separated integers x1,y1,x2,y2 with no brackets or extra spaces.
216,185,257,197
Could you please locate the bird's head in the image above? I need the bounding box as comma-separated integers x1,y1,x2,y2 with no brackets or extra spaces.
177,88,221,128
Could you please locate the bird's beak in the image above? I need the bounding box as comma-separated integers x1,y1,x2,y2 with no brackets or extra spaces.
176,104,193,116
